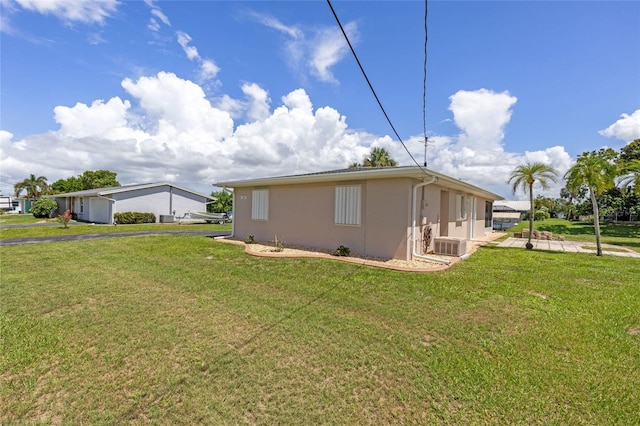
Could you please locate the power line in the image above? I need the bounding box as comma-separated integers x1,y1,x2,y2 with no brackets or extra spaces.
326,0,427,174
422,0,429,167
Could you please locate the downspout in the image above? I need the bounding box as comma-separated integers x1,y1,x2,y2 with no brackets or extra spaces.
412,176,451,265
97,193,117,224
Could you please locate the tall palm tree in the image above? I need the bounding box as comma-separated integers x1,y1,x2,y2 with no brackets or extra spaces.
508,162,558,249
14,174,49,199
564,151,618,256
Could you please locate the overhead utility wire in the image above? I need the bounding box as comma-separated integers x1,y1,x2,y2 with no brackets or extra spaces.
422,0,429,167
326,0,427,175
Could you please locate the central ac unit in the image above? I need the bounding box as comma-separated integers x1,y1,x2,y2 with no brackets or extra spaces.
433,237,467,256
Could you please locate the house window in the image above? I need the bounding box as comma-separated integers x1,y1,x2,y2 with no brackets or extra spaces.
335,185,361,226
80,198,84,213
251,189,268,221
485,201,493,227
456,194,467,221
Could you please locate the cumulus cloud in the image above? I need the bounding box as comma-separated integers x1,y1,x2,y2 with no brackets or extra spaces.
382,89,571,199
0,73,376,195
599,109,640,143
250,11,356,84
0,77,573,199
448,89,517,150
14,0,119,25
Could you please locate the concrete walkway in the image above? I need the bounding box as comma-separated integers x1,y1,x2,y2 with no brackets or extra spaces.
497,237,640,258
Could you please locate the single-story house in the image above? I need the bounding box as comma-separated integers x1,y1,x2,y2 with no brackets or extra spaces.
214,166,503,261
48,182,215,224
492,200,531,230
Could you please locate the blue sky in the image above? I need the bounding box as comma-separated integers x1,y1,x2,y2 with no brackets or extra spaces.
1,0,639,199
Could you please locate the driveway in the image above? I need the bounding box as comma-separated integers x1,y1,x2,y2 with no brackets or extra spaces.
496,237,640,258
0,230,231,246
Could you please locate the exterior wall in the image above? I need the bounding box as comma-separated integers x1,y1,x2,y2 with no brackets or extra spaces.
232,177,497,260
233,178,414,260
53,186,209,224
114,186,208,222
90,197,111,223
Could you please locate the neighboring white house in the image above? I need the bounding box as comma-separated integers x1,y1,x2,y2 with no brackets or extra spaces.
492,200,531,230
48,183,215,224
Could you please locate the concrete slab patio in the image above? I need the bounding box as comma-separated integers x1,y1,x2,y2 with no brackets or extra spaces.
497,237,640,258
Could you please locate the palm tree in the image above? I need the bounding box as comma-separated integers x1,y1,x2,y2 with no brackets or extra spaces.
508,162,558,249
14,174,49,199
564,151,618,256
619,159,640,195
362,147,397,167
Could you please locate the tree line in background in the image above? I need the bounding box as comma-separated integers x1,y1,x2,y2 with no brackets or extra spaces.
510,139,640,255
13,170,121,198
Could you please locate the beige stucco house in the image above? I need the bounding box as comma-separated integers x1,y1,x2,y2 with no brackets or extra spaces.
214,166,503,261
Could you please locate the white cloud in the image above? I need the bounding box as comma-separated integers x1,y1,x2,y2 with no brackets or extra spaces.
150,7,170,26
599,109,640,143
147,18,160,32
0,73,381,196
448,89,517,150
249,12,302,39
382,89,570,199
175,31,220,82
0,78,573,200
250,11,357,84
14,0,119,25
309,23,356,84
54,97,130,139
241,83,271,122
176,31,199,60
200,59,220,82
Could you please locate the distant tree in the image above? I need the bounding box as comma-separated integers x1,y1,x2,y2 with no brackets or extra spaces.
51,176,83,194
14,174,49,198
619,139,640,163
564,149,618,256
349,147,397,168
209,190,233,213
363,147,397,167
508,162,558,249
79,170,120,190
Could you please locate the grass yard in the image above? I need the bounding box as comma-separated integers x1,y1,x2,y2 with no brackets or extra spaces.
0,218,230,240
507,218,640,252
1,235,639,424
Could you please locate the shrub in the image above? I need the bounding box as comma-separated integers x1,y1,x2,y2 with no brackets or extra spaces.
57,209,72,228
335,245,351,256
245,235,255,244
114,212,156,224
31,198,58,218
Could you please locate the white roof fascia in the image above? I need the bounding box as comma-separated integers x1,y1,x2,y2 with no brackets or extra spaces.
215,167,504,201
48,182,214,200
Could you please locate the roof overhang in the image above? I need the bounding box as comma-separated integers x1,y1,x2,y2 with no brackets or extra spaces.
215,167,504,201
46,182,215,200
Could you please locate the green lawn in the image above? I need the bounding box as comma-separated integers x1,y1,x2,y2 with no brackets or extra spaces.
0,218,230,239
507,218,640,252
2,235,639,424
